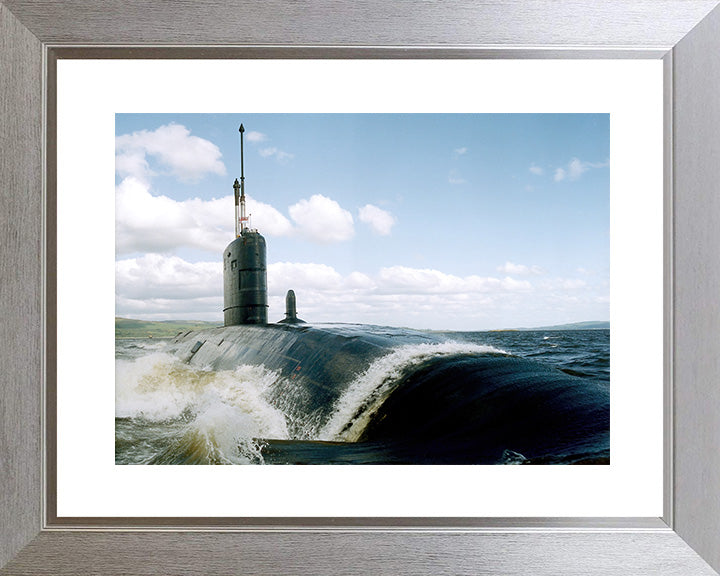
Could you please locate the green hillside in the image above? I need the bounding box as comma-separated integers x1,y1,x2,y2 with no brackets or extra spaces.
115,317,221,339
517,321,609,331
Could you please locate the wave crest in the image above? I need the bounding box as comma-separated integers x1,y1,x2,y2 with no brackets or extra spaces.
318,341,506,441
116,352,288,463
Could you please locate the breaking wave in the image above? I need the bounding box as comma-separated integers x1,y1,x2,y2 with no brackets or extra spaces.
318,342,507,442
116,352,287,464
116,332,608,465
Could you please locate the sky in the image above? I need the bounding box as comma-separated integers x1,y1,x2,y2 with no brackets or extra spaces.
115,113,609,331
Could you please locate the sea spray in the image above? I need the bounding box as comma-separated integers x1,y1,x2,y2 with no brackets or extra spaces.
116,350,288,463
318,341,507,442
181,403,270,464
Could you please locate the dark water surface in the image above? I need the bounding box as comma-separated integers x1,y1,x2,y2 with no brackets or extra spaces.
116,326,609,465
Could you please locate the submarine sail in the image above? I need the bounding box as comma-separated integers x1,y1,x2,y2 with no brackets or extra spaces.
223,124,268,326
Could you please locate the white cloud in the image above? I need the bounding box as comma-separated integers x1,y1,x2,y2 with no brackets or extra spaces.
377,266,532,295
115,177,292,255
448,170,466,185
115,255,225,320
116,254,606,329
454,147,468,156
115,177,222,254
566,158,588,181
358,204,396,236
116,177,356,254
115,148,151,183
345,271,376,290
116,254,221,299
116,296,223,321
497,262,543,276
529,163,544,175
116,123,226,183
268,262,345,293
247,131,293,162
539,277,589,291
246,131,267,143
554,157,608,182
245,196,295,237
560,278,587,290
288,194,355,243
259,147,294,162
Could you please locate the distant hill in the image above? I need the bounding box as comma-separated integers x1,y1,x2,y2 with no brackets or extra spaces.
513,321,609,331
116,317,609,337
116,317,221,339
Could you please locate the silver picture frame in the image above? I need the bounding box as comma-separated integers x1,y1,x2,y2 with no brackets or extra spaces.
2,1,720,574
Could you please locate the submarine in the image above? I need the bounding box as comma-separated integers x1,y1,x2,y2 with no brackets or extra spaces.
162,125,610,465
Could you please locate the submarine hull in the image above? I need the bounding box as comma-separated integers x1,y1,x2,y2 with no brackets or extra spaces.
160,324,610,465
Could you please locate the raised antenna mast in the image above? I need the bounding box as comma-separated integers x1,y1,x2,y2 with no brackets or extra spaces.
233,178,240,237
239,124,248,234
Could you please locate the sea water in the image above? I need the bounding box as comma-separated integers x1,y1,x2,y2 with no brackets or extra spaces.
115,327,609,465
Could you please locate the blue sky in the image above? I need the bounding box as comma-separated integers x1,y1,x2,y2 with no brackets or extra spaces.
115,113,609,330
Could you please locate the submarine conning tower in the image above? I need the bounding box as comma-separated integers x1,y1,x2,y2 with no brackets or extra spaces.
223,231,268,325
223,124,268,326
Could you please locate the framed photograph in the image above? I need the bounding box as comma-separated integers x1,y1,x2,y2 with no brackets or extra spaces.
112,111,614,469
60,62,656,520
2,1,720,574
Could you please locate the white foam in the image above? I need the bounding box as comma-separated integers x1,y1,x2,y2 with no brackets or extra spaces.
116,352,194,420
116,352,289,462
188,403,268,464
116,340,505,461
318,341,505,441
